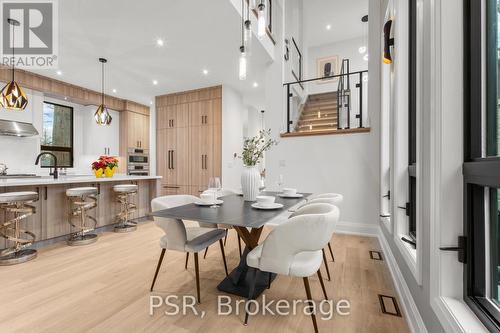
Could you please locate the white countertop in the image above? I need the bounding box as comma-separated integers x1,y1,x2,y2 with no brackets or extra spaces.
0,174,162,187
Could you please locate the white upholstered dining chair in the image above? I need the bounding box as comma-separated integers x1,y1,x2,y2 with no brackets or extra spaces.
150,195,228,303
244,203,339,333
296,196,342,281
308,192,343,203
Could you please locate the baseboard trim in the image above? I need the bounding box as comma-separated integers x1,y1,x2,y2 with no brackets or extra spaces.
334,220,380,237
377,228,428,333
333,221,427,333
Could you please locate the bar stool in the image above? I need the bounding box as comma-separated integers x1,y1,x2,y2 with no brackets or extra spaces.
0,191,39,265
113,184,138,233
66,187,98,246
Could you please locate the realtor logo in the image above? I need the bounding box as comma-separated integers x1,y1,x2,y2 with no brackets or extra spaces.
0,0,58,68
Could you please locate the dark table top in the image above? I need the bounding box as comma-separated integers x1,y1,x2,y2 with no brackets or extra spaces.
151,192,311,229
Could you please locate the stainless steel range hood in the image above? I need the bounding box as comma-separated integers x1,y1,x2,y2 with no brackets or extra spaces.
0,119,39,137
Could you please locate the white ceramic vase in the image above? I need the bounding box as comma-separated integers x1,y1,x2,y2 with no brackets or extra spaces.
241,165,261,201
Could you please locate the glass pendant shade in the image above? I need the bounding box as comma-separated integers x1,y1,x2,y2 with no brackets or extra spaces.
0,80,28,110
244,20,252,55
257,3,266,39
94,104,112,125
239,46,247,80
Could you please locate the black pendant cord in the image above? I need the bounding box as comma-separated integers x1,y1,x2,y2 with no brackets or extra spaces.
241,0,244,48
11,22,14,82
101,61,104,106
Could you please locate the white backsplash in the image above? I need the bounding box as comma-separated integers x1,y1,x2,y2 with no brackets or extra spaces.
0,86,120,176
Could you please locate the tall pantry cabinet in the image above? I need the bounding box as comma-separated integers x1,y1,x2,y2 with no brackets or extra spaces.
156,86,222,196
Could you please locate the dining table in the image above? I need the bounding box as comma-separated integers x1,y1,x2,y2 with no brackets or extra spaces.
151,191,311,298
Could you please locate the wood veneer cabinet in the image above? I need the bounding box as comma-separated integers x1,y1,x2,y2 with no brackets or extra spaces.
156,86,222,196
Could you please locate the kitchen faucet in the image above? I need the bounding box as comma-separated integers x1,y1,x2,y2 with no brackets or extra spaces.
35,152,59,179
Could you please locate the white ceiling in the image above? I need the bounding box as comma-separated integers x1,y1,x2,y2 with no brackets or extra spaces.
31,0,269,106
303,0,369,47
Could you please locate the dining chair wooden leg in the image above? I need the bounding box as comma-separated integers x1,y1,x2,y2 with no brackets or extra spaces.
244,268,259,326
150,248,166,292
303,277,319,333
185,252,189,270
194,252,201,304
219,239,229,276
317,269,328,300
237,234,242,258
203,246,209,259
327,242,335,262
224,229,228,246
322,249,331,281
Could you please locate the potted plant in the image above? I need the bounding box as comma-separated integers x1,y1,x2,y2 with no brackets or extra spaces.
92,156,119,178
240,129,278,201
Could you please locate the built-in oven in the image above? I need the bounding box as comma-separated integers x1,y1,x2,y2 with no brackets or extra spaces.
127,148,149,176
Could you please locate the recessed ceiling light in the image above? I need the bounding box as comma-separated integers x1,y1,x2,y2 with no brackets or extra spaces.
150,101,153,105
56,70,62,76
153,80,158,85
326,24,332,30
112,88,117,93
253,82,259,88
363,54,369,61
156,38,164,47
64,96,68,100
203,69,209,75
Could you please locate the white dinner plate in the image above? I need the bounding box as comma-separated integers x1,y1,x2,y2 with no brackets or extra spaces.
251,203,284,210
194,199,224,206
278,193,304,198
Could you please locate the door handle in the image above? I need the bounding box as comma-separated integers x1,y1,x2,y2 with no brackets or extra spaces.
201,155,204,170
204,155,208,169
171,150,174,169
167,151,170,169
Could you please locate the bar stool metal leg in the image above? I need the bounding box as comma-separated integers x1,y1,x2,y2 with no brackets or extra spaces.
67,188,98,246
0,192,39,265
114,191,137,233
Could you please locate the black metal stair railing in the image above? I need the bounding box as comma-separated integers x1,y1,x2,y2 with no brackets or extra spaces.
283,59,368,134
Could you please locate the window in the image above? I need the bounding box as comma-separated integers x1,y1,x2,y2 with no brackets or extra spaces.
464,0,500,330
408,0,418,242
40,102,74,168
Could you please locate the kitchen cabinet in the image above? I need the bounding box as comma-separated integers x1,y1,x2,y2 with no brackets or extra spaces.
0,178,159,249
156,86,222,195
120,111,149,149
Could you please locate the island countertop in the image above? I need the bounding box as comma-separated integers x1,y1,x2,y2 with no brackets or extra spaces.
0,174,162,187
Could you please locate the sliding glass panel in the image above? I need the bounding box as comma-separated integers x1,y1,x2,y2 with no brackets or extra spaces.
487,0,500,156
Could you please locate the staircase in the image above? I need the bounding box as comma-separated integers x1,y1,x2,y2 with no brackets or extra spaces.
295,92,338,133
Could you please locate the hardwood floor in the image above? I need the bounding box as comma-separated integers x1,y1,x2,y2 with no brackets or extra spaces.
0,223,409,333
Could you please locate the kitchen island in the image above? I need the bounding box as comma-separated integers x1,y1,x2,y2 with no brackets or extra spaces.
0,175,161,249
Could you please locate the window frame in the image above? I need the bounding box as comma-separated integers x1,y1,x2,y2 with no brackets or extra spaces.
408,0,418,241
40,101,74,168
463,0,500,330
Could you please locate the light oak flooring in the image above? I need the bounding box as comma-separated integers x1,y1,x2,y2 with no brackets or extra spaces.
0,222,410,333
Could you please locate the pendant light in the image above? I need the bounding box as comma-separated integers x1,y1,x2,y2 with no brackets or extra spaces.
257,0,266,39
0,18,28,110
239,0,247,80
244,0,252,56
94,58,112,125
358,15,368,54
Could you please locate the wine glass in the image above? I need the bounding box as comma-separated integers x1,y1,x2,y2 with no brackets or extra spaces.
213,177,222,208
277,174,284,192
208,177,221,208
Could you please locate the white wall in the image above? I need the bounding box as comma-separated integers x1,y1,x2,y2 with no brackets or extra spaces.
262,0,380,226
222,85,246,190
306,37,368,94
0,86,120,176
